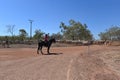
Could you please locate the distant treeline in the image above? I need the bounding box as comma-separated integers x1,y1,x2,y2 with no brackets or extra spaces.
1,19,120,43
99,26,120,40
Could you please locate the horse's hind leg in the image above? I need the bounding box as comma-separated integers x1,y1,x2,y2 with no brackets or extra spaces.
2,44,5,48
37,46,40,54
6,41,9,48
37,43,44,55
40,46,43,55
37,44,41,54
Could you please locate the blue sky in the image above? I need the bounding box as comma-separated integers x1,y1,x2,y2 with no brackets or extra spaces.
0,0,120,39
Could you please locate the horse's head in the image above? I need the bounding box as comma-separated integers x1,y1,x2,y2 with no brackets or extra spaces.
49,38,56,43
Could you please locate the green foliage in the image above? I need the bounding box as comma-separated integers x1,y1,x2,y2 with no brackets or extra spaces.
33,29,44,40
50,32,63,40
98,26,120,40
60,19,93,40
19,29,28,41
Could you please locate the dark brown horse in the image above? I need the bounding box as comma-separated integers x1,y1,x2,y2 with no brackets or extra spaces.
37,38,56,55
2,40,9,48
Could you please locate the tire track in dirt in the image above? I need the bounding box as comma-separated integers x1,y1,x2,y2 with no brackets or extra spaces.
0,53,79,80
69,50,120,80
1,46,120,80
0,55,58,80
67,59,74,80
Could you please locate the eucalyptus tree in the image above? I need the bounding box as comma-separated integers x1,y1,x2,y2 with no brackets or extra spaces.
98,26,120,40
33,29,44,40
19,29,28,41
60,19,93,40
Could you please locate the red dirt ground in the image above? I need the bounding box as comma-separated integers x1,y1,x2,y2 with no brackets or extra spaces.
0,45,120,80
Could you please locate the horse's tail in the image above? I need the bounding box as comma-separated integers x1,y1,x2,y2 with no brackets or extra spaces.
38,40,43,47
38,39,42,43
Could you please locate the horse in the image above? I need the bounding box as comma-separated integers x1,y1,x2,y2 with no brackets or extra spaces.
2,40,9,48
37,38,56,55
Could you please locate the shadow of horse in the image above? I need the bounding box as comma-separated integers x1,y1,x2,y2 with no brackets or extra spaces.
44,53,63,55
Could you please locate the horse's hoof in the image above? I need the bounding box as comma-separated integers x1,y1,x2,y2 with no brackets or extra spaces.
48,53,50,55
37,51,39,54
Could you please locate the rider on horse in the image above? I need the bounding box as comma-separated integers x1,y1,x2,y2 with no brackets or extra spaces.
44,34,49,45
44,34,48,41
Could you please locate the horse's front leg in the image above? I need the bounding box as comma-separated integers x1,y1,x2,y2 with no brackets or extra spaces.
37,46,40,54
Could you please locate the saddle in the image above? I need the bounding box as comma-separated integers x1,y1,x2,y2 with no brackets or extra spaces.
44,41,48,46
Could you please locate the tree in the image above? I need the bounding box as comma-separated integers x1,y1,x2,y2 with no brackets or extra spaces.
6,25,15,36
19,29,28,41
33,29,44,40
98,32,108,40
60,19,93,40
50,32,63,40
98,26,120,40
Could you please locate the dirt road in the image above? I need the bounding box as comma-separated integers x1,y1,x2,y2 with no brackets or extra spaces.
0,45,120,80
